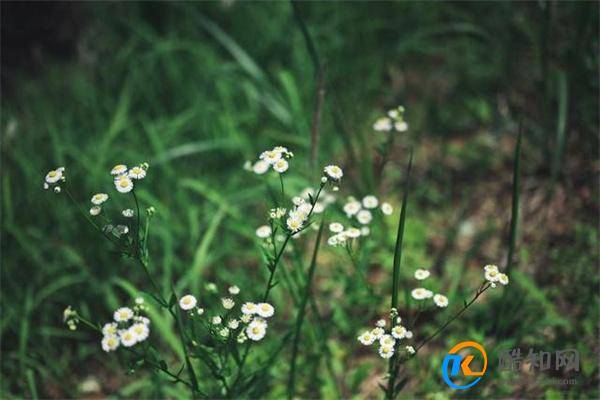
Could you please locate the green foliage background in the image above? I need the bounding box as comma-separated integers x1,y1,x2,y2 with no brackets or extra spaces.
1,1,598,399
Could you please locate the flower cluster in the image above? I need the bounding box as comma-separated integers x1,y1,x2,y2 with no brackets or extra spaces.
245,146,294,175
372,105,408,133
484,264,509,287
99,298,151,352
357,309,415,359
179,286,275,343
43,167,66,193
327,195,393,246
111,162,148,193
410,268,449,308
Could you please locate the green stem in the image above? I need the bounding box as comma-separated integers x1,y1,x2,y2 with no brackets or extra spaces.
414,282,491,352
287,219,324,399
170,286,201,397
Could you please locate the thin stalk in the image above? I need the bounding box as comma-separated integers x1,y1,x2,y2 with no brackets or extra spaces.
287,219,324,399
64,187,125,251
414,282,491,352
76,315,193,389
132,189,142,257
386,151,412,400
170,286,201,397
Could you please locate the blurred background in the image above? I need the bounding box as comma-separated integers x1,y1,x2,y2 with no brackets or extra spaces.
1,1,598,398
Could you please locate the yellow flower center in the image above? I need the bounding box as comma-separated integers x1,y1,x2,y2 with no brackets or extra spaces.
119,180,129,188
252,327,260,334
48,171,57,177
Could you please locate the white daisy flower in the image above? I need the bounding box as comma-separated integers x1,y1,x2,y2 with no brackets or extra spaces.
360,227,370,236
240,314,252,323
252,160,270,175
323,165,343,181
381,202,393,215
196,308,205,316
101,334,120,352
255,225,272,239
395,121,408,132
45,170,62,183
43,183,49,190
272,159,289,173
228,285,240,295
313,202,325,214
414,269,431,280
345,227,361,238
404,330,413,339
221,298,235,310
411,288,434,300
356,210,373,225
329,222,344,233
179,295,197,310
228,319,240,329
91,193,109,205
90,206,101,216
260,150,282,165
128,166,146,180
378,345,395,359
484,264,499,273
111,165,127,176
357,331,376,345
269,207,287,219
343,201,362,217
371,327,385,339
296,203,312,217
376,319,386,328
122,209,134,218
327,236,339,246
433,294,449,308
115,225,129,236
135,297,144,305
219,327,230,337
241,302,258,315
113,307,133,322
237,332,248,343
212,316,222,325
292,196,305,206
45,168,64,184
362,195,379,209
373,117,393,132
379,334,396,348
498,273,509,285
115,176,133,193
286,216,303,232
320,176,328,183
134,316,151,325
246,320,267,341
485,269,500,283
119,329,137,347
131,323,150,342
102,322,118,336
391,325,407,339
257,303,275,318
405,345,416,354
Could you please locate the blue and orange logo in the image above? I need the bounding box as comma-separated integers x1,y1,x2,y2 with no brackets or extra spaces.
441,341,488,390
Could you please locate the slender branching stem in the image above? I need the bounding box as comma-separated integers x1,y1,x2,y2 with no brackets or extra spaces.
414,282,491,353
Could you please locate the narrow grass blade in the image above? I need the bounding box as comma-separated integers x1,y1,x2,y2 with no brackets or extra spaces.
391,151,413,310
